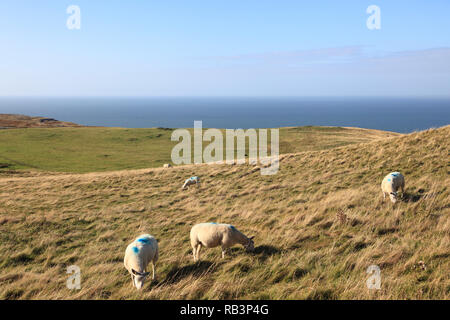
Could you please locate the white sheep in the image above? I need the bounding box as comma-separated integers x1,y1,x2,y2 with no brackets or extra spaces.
182,176,200,189
381,172,405,204
190,223,254,261
163,163,172,168
123,234,158,290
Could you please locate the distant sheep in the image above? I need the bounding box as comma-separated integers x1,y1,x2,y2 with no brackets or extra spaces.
163,163,172,168
381,172,405,204
182,176,200,189
190,223,254,261
124,234,158,290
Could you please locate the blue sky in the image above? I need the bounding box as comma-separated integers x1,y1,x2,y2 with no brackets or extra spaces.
1,0,449,96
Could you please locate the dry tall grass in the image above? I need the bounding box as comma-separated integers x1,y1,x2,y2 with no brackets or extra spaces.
0,126,448,299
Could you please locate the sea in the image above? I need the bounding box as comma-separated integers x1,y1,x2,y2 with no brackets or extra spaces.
0,97,449,133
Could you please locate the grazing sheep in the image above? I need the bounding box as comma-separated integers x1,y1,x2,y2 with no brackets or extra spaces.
163,163,172,168
182,176,200,189
381,172,405,204
124,234,158,290
190,223,254,261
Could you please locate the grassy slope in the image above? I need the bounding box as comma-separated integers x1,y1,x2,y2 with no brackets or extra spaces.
0,114,81,129
0,126,448,300
0,126,399,173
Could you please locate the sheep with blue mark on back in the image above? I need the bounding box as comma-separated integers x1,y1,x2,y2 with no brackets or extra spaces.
182,176,200,189
381,172,405,204
190,223,254,261
124,234,158,290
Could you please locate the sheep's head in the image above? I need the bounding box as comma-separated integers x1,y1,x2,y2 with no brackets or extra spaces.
389,192,398,204
131,269,150,290
245,236,255,252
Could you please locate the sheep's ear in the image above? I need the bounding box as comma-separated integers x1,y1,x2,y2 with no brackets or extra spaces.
131,269,143,276
132,269,150,277
131,269,145,276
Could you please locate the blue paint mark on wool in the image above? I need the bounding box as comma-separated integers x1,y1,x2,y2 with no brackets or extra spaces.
132,246,139,253
209,222,217,224
387,179,391,182
137,238,149,243
229,225,236,231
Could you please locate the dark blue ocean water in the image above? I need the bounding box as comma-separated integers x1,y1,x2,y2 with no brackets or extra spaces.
0,97,449,133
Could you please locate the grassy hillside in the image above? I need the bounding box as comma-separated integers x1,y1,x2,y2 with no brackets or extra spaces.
0,114,82,129
0,126,399,173
0,126,448,300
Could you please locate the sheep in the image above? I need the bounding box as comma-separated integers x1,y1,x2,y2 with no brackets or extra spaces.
124,234,158,290
163,163,172,168
182,176,200,189
190,223,254,261
381,172,405,204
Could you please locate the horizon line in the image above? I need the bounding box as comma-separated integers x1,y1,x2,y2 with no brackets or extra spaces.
1,95,450,99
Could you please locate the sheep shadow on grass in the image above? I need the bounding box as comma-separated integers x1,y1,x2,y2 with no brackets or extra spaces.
381,191,423,204
252,245,282,262
402,191,423,203
162,261,222,285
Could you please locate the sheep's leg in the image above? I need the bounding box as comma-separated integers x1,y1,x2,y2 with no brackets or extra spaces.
195,244,202,261
192,243,200,261
192,246,197,261
151,262,156,280
221,245,230,259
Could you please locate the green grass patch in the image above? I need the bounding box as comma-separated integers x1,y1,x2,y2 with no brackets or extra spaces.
0,126,398,173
